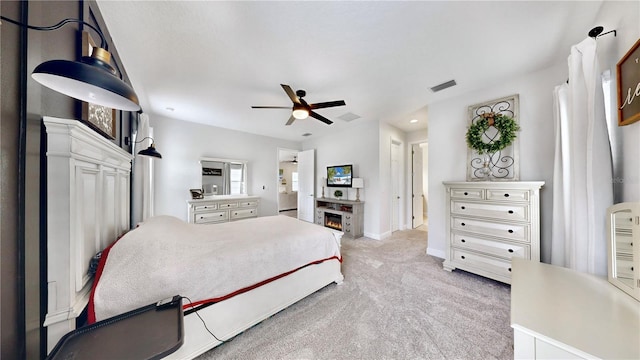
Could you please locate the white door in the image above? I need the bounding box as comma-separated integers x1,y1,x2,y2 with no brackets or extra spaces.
391,141,401,232
412,144,424,228
297,149,315,223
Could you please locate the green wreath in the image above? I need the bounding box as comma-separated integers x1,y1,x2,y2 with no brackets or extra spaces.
465,113,520,155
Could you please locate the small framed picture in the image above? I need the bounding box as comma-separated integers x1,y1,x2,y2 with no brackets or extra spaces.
616,38,640,126
190,189,204,200
81,31,117,139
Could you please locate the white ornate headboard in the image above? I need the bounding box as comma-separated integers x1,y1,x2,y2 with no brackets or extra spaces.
42,117,133,352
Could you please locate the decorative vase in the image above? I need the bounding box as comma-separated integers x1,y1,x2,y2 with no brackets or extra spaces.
481,153,492,180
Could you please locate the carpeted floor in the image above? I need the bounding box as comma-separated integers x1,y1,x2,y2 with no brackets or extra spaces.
196,229,513,360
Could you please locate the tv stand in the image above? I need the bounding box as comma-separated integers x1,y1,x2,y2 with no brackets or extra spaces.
315,198,364,238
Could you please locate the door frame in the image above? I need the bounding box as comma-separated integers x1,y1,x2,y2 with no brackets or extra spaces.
409,140,428,229
296,149,315,222
276,148,299,212
390,138,403,233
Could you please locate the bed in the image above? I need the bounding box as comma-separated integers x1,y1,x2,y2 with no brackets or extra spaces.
43,117,344,358
89,215,343,358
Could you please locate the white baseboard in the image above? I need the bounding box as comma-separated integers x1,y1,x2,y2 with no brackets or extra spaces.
364,231,384,240
426,247,445,259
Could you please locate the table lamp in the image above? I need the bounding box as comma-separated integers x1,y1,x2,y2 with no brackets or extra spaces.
352,178,364,202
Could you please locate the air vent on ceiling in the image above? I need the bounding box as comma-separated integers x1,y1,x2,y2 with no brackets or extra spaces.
430,79,457,93
302,133,313,137
338,112,361,122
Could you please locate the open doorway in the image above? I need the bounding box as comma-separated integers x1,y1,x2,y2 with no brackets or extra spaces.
278,149,299,218
412,142,428,231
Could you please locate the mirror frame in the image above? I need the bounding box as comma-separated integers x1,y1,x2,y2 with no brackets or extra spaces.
200,157,248,196
607,202,640,301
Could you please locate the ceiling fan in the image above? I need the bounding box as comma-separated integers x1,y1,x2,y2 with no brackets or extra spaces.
252,84,346,126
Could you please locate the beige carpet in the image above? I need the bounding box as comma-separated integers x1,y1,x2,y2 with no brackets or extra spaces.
197,229,513,360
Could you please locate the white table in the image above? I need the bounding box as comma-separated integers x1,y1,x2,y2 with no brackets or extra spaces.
511,258,640,359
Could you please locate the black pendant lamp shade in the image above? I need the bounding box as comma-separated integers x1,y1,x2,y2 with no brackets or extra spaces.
32,47,140,111
136,137,162,159
0,15,140,111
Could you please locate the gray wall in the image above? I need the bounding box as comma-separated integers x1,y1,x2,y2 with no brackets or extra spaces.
2,2,80,358
1,2,25,358
1,1,136,357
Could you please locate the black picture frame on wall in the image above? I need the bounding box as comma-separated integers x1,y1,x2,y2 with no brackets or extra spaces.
616,38,640,126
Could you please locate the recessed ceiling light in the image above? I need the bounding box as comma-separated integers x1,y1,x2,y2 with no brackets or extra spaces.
410,119,418,123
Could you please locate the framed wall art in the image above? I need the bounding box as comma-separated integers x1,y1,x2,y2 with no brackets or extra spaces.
466,94,520,181
616,38,640,126
81,31,117,139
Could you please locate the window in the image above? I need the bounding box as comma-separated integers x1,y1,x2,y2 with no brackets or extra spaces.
230,163,244,194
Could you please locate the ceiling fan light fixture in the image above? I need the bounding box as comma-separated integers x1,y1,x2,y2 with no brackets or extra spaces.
292,107,309,119
252,84,344,126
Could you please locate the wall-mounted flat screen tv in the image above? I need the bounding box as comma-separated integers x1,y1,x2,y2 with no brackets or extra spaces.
327,164,353,187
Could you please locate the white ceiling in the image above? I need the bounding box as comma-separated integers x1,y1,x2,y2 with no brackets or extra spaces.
96,1,603,142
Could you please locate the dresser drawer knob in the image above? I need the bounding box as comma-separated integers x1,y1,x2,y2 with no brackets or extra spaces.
461,255,465,259
508,249,514,253
508,229,514,233
461,206,466,210
508,268,512,272
461,222,466,226
461,239,466,243
504,193,510,197
464,192,468,195
508,210,514,214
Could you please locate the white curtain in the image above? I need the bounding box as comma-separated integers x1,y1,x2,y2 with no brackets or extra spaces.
132,113,155,226
551,37,613,276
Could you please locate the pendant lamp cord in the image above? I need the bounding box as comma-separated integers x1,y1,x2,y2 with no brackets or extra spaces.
0,16,107,49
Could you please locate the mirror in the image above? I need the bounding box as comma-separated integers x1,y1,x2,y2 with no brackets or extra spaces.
607,202,640,301
200,157,247,196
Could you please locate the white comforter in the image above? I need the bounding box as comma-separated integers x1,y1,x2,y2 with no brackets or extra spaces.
91,215,341,321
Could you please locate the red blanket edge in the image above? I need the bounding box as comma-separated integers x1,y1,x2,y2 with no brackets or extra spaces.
87,238,120,324
87,243,343,324
183,255,343,309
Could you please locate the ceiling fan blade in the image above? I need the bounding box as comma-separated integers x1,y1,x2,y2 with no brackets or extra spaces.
309,111,333,125
309,100,346,110
281,84,301,105
285,115,296,126
251,106,291,109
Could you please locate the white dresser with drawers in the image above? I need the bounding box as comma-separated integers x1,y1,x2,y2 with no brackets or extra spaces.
443,181,544,284
187,195,260,224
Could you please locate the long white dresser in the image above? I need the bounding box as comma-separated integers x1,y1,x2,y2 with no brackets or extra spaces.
187,195,260,224
511,258,640,359
443,181,544,284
